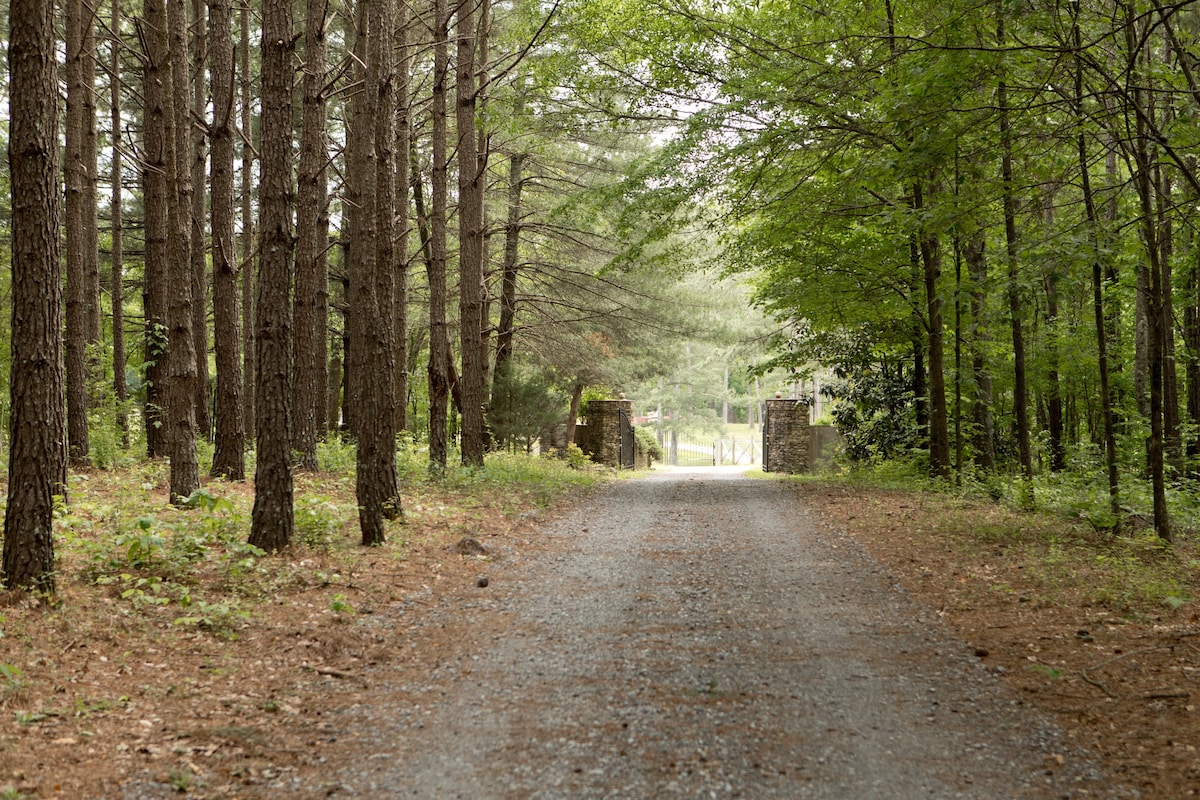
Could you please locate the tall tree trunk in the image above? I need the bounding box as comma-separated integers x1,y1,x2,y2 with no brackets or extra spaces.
427,0,452,475
457,0,485,466
209,0,245,480
372,0,399,510
141,0,170,460
914,180,950,478
964,230,995,469
111,0,128,442
294,0,330,472
3,0,65,593
164,0,200,503
1042,190,1065,473
491,149,524,410
1074,11,1120,527
1127,2,1171,541
1159,167,1183,471
998,8,1032,483
65,0,90,466
249,0,296,551
191,0,212,440
240,0,256,444
909,234,928,448
348,0,401,545
394,1,412,436
83,12,100,349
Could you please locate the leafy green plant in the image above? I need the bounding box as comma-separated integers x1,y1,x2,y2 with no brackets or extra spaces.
329,593,354,614
114,517,166,569
295,496,345,551
173,598,249,639
0,664,24,694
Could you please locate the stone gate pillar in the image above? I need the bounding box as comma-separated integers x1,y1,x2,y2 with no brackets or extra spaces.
580,397,633,467
764,396,811,474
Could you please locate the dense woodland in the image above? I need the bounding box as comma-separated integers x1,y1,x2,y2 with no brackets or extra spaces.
4,0,1200,591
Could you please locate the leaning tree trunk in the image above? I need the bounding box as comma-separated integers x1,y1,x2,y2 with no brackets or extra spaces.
249,0,296,552
209,0,245,480
3,0,66,593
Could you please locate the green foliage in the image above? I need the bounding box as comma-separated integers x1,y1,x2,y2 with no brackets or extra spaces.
0,663,24,694
490,361,568,452
329,593,354,614
634,426,664,462
294,496,346,551
173,598,249,639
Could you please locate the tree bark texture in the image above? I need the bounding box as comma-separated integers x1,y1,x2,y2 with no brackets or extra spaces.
3,0,65,592
111,0,129,442
294,0,330,472
141,0,170,460
65,0,90,466
191,0,213,440
240,1,256,444
163,0,201,503
427,0,452,475
457,0,486,467
209,0,246,480
249,0,296,551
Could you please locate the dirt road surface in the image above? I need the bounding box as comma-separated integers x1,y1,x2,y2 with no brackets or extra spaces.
265,469,1126,799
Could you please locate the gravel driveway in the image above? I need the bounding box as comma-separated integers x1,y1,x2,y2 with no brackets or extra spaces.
295,469,1123,799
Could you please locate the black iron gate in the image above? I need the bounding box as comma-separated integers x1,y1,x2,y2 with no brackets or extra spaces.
618,407,636,469
762,405,772,472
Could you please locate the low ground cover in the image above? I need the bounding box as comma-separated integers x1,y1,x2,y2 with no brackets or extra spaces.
0,443,601,798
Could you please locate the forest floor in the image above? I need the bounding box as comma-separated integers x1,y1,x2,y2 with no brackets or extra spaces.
0,461,1197,797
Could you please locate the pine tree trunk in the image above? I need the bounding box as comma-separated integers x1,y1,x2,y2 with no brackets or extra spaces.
457,0,485,467
240,1,256,444
3,0,66,593
164,0,200,503
191,0,212,441
394,1,412,436
209,0,245,480
111,0,129,442
249,0,296,551
294,0,330,472
427,0,452,475
142,0,170,460
372,0,400,512
348,0,401,545
491,149,524,411
65,0,90,466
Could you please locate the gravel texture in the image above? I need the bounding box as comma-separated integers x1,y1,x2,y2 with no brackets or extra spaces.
262,469,1125,799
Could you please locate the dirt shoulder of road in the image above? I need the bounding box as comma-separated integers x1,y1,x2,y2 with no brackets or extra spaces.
3,468,1199,798
799,479,1200,799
